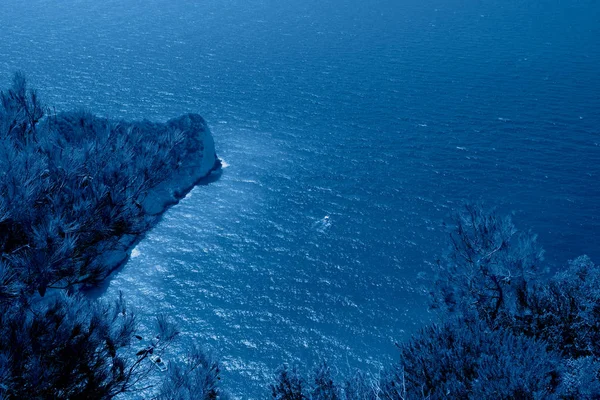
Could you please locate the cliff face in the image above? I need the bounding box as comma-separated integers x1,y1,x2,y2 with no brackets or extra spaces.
91,113,222,280
43,111,223,286
141,113,221,216
0,75,222,292
168,113,221,180
0,74,226,397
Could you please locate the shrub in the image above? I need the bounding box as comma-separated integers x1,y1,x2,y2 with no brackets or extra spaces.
526,256,600,359
311,362,341,400
269,206,600,398
0,73,225,399
0,74,212,295
271,364,306,400
0,292,139,398
341,370,378,400
387,320,562,399
157,345,227,400
430,204,545,329
426,205,600,397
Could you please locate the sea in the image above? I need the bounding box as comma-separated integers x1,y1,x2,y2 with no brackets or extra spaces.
1,0,599,397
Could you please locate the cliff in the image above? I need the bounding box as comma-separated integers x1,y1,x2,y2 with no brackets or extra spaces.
0,73,230,398
0,73,221,293
89,113,223,284
141,113,221,215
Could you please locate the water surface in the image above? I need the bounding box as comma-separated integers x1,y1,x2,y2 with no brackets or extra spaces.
1,0,599,397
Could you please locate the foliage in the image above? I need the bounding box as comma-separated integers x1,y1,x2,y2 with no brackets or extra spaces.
387,319,563,399
0,292,136,398
341,370,378,400
3,74,600,398
157,345,227,400
272,364,306,400
430,204,545,328
0,74,224,399
0,74,210,295
311,362,341,400
425,205,600,398
431,206,600,359
525,256,600,359
273,206,600,399
557,357,600,399
0,72,43,145
270,363,380,400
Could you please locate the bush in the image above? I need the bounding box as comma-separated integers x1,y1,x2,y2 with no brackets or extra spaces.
430,204,545,329
4,73,600,398
523,256,600,359
269,206,600,398
431,206,600,361
269,363,382,400
271,364,306,400
0,73,224,399
311,362,341,400
425,205,600,397
157,345,227,400
0,74,212,294
386,320,563,399
0,292,139,398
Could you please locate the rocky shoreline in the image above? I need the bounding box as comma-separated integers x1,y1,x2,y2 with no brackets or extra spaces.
90,113,222,288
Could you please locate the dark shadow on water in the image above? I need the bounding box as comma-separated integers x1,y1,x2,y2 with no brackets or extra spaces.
194,167,223,186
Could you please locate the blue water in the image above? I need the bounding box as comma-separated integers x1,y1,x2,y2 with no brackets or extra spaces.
1,0,599,397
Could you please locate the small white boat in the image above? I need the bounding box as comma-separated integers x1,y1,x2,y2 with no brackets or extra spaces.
314,215,332,232
151,356,168,372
